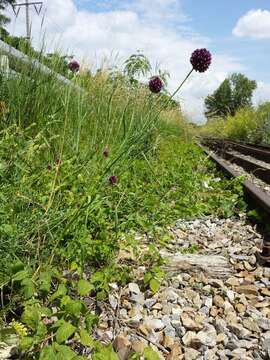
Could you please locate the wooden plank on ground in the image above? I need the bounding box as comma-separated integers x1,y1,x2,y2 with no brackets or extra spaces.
160,251,233,279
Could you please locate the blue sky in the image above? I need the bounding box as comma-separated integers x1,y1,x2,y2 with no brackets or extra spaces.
6,0,270,122
75,0,270,83
183,0,270,82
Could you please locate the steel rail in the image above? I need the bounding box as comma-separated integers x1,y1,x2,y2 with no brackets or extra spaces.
0,39,84,93
201,137,270,163
223,151,270,184
199,143,270,265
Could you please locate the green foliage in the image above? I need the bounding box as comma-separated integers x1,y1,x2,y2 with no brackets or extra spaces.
77,279,94,296
181,244,199,254
144,346,160,360
0,45,247,359
142,244,165,293
92,344,118,360
205,73,257,119
201,101,270,145
124,51,151,86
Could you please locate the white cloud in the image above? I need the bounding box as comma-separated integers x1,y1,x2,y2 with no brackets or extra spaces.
233,9,270,39
253,81,270,105
5,0,244,123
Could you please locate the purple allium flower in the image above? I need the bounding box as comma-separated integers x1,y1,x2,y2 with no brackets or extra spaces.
190,48,212,73
68,59,80,73
109,175,118,185
103,147,109,157
149,76,163,93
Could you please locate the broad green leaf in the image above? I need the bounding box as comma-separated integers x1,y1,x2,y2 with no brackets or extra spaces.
53,344,78,360
21,306,41,331
79,328,95,347
144,346,159,360
21,278,35,299
77,279,94,296
128,353,140,360
149,278,160,293
85,314,99,332
39,346,55,359
50,283,67,301
10,261,25,275
61,295,72,307
12,270,29,282
55,322,76,344
143,272,152,284
51,319,65,330
36,322,47,339
92,344,118,360
91,271,104,283
96,290,107,300
39,271,52,295
39,307,52,317
64,299,83,317
19,336,34,351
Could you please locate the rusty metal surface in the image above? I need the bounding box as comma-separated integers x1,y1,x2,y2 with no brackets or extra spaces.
199,143,270,265
223,152,270,184
201,138,270,163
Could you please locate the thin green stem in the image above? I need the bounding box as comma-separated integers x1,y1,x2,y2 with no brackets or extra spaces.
169,68,194,100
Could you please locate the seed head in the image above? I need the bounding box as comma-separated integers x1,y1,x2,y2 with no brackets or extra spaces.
68,59,80,73
103,147,109,157
190,48,212,73
109,175,118,185
149,76,163,93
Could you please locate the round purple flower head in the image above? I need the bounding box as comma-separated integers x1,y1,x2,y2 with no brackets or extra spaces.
68,59,80,73
149,76,163,93
190,48,211,73
109,175,118,185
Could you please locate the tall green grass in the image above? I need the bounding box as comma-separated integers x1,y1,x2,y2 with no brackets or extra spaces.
0,50,244,275
0,52,184,270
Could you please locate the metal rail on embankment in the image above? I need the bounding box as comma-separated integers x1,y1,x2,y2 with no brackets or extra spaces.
198,138,270,265
0,39,83,92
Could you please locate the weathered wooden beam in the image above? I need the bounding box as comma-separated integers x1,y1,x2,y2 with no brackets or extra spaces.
160,251,233,279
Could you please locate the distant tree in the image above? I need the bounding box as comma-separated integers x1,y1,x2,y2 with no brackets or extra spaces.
205,73,257,118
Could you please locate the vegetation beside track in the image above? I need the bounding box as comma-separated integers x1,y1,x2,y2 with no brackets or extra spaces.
0,52,247,358
200,100,270,145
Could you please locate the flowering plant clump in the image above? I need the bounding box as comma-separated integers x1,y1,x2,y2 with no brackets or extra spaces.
190,48,212,73
68,60,80,73
109,175,118,185
149,76,163,93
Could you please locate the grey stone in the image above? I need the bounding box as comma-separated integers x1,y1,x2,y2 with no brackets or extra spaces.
164,325,176,338
144,298,156,309
257,318,270,331
128,283,140,294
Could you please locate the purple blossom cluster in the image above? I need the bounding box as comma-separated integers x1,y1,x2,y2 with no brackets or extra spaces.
190,48,212,73
109,175,118,185
149,76,163,93
68,60,80,73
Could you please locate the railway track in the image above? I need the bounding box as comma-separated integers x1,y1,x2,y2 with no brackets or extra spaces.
199,137,270,265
